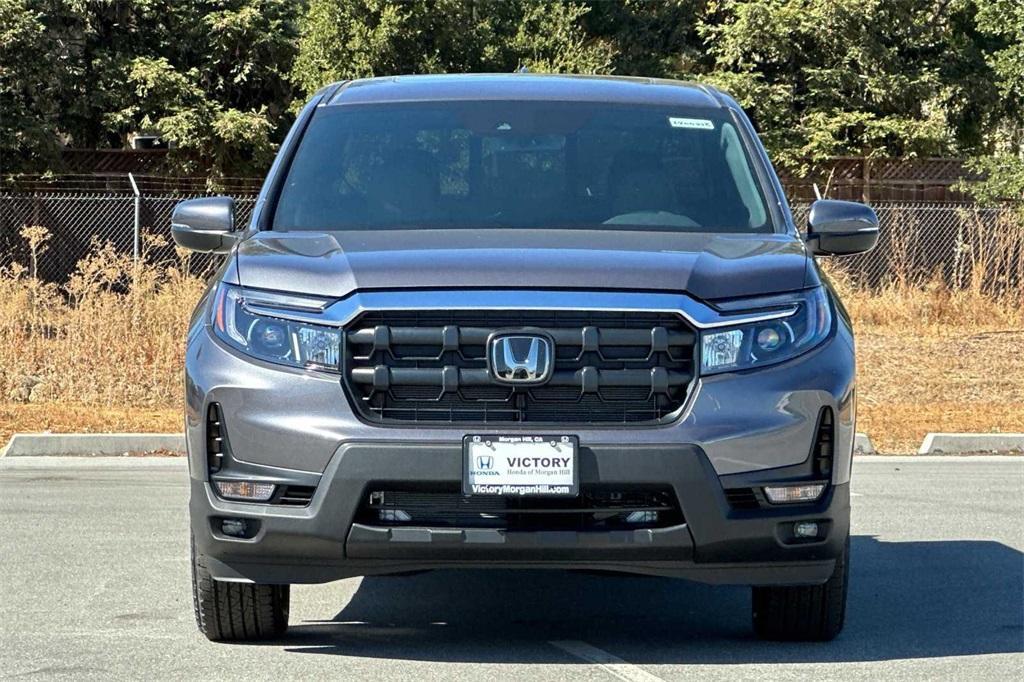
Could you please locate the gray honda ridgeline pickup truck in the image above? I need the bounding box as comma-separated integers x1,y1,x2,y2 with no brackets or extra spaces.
172,74,878,643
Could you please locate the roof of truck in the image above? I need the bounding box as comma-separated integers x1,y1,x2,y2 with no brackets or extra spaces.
325,73,727,109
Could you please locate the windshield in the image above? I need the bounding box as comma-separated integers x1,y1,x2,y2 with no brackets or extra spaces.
273,101,773,233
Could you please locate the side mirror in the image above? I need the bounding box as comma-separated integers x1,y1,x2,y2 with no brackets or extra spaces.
806,199,879,256
171,196,238,253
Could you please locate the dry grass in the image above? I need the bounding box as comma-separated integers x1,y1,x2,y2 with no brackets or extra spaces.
0,228,204,409
0,229,1022,453
828,267,1024,451
0,403,180,448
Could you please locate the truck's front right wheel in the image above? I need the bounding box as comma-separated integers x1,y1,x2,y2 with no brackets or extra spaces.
191,534,290,641
751,534,849,641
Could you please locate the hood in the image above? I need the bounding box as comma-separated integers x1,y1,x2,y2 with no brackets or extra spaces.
231,229,816,302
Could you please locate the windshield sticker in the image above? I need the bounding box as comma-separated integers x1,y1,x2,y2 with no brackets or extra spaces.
668,117,715,130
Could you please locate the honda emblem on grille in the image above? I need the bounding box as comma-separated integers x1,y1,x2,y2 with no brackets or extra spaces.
488,333,553,384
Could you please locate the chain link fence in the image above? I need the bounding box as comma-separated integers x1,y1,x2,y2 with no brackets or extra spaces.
792,202,1023,295
1,192,1021,294
0,191,257,282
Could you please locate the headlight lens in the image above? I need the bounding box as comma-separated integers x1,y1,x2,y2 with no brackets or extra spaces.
211,284,341,371
700,287,832,375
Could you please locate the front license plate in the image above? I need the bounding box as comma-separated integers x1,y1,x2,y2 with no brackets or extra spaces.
463,435,578,496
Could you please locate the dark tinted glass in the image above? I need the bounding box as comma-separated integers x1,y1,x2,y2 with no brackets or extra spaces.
274,101,772,233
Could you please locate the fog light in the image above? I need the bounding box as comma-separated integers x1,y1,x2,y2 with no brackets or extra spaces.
793,521,819,538
763,483,826,504
215,480,276,502
221,518,249,537
379,509,412,522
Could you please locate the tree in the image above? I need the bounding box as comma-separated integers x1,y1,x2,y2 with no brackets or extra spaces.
591,0,1020,173
3,0,299,176
4,0,1022,178
291,0,613,98
691,1,992,170
973,0,1024,152
0,0,60,172
111,1,300,176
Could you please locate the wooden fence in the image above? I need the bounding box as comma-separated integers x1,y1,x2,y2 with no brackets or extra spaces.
778,157,981,202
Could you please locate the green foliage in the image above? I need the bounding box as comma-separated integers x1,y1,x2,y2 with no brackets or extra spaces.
2,0,1022,179
693,0,991,169
0,0,59,170
958,155,1024,204
291,0,612,97
3,0,298,176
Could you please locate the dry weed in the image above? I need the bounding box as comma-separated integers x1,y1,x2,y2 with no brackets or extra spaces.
0,230,1022,452
0,233,206,410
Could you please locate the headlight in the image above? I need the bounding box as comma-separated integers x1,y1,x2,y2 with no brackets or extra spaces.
211,284,341,371
700,287,832,375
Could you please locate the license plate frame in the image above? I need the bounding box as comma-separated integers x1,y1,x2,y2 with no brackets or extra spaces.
463,435,579,497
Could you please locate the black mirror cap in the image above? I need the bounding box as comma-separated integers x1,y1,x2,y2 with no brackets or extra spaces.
171,196,238,253
806,199,880,256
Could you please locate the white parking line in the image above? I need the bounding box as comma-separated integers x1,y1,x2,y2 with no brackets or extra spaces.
549,640,665,682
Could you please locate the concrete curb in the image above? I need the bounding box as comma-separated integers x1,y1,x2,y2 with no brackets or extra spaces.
0,433,185,457
918,433,1024,455
853,432,875,455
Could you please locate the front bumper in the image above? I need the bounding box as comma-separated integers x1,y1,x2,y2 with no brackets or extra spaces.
186,294,856,586
191,441,849,586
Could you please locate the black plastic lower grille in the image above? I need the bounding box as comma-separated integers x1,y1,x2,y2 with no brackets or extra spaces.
357,484,684,530
274,485,315,507
724,487,761,510
342,309,696,425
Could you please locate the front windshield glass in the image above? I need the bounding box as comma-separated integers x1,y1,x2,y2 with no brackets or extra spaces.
273,101,773,233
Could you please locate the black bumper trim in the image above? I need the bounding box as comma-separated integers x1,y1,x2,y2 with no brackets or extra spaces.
191,442,849,585
347,523,692,561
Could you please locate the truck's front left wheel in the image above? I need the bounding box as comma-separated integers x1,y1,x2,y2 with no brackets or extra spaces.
191,534,290,641
751,533,849,641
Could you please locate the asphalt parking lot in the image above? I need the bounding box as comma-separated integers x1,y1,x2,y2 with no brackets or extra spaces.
1,456,1021,680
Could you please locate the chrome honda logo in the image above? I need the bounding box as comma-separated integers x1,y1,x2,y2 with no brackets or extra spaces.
489,333,553,384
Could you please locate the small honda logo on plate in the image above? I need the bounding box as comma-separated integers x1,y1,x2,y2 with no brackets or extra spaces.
476,455,494,470
488,333,553,384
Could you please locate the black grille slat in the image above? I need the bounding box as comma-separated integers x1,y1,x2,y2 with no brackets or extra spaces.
276,485,316,507
359,484,684,530
343,310,696,425
724,487,761,510
351,367,690,389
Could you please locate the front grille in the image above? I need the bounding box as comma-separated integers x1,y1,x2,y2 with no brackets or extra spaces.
357,484,684,530
342,309,696,424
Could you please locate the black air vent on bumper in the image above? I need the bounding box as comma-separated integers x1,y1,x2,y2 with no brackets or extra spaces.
275,485,316,507
813,407,835,477
341,310,696,425
724,488,761,510
206,403,225,474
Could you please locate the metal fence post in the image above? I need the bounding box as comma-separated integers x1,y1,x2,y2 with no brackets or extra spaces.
128,172,140,264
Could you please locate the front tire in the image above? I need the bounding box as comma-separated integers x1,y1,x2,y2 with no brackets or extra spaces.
751,534,849,641
191,534,290,641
